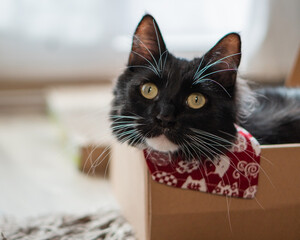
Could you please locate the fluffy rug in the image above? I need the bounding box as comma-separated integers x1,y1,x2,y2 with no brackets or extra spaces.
0,208,135,240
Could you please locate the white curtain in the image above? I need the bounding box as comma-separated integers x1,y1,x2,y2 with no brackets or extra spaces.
0,0,129,81
240,0,300,83
0,0,298,83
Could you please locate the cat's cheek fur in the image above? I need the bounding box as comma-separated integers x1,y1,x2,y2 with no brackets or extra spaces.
146,135,179,153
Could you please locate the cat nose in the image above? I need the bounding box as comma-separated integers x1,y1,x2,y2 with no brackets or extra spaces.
156,103,176,128
156,113,175,128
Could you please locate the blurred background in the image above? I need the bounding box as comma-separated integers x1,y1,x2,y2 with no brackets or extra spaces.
0,0,299,219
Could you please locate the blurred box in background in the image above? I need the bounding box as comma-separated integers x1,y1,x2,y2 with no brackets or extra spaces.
46,85,113,176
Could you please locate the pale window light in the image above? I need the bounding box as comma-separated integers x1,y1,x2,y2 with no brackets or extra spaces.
0,0,105,45
0,0,253,81
116,0,251,53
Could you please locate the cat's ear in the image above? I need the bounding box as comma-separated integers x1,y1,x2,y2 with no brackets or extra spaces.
199,33,241,87
128,14,167,67
206,33,241,68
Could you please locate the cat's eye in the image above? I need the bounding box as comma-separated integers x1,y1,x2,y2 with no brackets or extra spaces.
140,83,158,99
187,93,206,109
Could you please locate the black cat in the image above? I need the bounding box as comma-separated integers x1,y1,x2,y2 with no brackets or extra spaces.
110,14,300,160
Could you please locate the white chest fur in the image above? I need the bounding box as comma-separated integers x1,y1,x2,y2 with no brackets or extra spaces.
145,135,179,153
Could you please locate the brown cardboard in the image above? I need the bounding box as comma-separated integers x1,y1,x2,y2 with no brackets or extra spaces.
79,145,110,176
111,143,300,240
286,48,300,87
111,144,150,239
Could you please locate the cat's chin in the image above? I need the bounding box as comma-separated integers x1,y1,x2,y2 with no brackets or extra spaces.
145,135,179,153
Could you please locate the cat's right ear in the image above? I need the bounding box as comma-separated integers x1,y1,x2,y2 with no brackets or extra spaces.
128,14,167,67
195,33,241,88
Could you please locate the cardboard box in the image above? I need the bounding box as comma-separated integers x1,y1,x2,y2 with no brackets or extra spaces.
110,51,300,239
111,143,300,240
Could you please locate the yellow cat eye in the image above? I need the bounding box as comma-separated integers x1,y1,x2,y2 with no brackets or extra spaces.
187,93,206,109
140,83,158,99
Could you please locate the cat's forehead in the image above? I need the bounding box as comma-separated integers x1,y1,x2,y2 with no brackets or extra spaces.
160,57,202,86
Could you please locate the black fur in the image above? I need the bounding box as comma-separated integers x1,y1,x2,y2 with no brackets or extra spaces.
110,14,300,161
111,52,237,157
241,87,300,144
110,14,242,160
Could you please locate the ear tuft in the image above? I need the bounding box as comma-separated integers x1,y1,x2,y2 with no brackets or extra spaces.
206,33,241,69
128,14,167,67
194,33,241,88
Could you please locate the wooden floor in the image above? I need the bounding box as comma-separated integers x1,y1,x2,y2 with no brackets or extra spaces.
0,115,117,219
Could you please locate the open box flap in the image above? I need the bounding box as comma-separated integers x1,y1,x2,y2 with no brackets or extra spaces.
110,143,151,240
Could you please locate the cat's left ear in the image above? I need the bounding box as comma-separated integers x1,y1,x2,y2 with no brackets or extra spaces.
128,14,167,67
200,33,241,87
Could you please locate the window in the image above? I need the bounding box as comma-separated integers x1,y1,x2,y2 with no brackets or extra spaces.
0,0,251,83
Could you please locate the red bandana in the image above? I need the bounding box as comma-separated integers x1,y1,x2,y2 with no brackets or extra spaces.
144,126,261,199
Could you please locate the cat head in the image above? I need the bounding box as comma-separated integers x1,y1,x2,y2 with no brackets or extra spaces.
110,14,242,160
